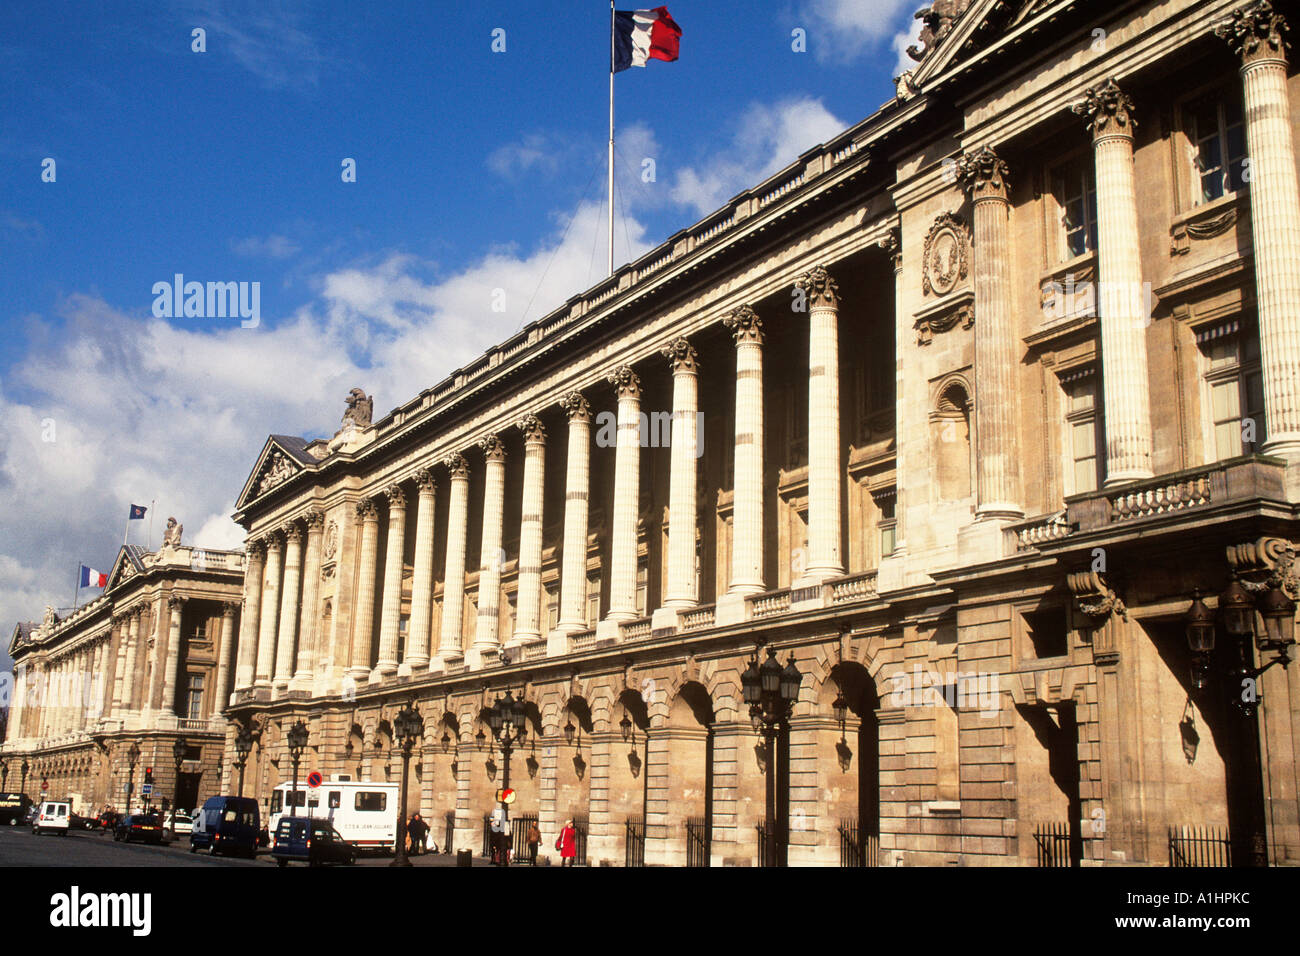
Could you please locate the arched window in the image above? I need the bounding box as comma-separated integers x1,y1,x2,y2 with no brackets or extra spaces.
932,380,973,501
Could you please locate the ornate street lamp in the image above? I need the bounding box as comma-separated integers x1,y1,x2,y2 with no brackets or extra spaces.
1257,586,1297,659
170,737,188,832
441,730,451,753
484,689,529,866
1186,583,1294,715
743,645,802,867
286,720,309,824
125,743,140,816
0,759,7,793
1185,591,1216,690
564,718,575,746
21,759,30,797
234,726,254,798
390,701,425,868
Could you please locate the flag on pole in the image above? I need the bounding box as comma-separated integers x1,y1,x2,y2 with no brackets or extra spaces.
129,504,147,520
613,7,681,73
79,565,108,588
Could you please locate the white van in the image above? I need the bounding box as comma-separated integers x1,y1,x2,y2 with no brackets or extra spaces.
269,780,399,853
34,801,70,836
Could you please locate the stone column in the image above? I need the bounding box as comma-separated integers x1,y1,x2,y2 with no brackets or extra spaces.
122,609,142,712
472,435,508,663
724,308,765,595
436,454,470,667
959,145,1024,519
235,541,264,692
662,338,701,612
273,524,303,691
555,393,592,638
110,615,129,713
147,595,169,715
513,416,548,645
1073,79,1154,486
406,469,437,672
798,266,845,582
349,499,381,682
1217,4,1300,464
254,532,283,689
376,485,408,678
162,594,185,717
215,602,237,714
880,227,909,559
292,511,324,690
606,366,642,623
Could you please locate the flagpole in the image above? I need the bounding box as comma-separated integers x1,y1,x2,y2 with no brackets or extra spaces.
73,564,81,613
608,0,615,277
148,498,156,551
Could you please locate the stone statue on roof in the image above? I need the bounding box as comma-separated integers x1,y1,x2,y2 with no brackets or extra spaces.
343,388,374,429
162,516,183,549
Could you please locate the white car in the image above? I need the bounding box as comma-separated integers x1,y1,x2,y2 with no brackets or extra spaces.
167,811,193,835
33,801,71,836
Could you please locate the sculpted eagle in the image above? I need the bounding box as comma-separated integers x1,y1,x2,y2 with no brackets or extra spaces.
343,387,374,428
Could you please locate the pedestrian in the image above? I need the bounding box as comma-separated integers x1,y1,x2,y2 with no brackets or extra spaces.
409,812,429,855
489,805,511,865
527,820,541,865
556,818,577,866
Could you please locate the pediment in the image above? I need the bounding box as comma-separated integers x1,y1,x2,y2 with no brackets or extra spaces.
105,545,147,592
236,435,315,509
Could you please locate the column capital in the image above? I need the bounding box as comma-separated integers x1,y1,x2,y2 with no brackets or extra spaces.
724,305,764,345
662,337,700,373
609,365,642,400
384,484,407,509
262,530,284,552
1216,1,1290,66
518,414,547,445
414,467,437,492
356,498,380,522
303,509,325,531
958,145,1011,202
559,390,592,423
795,266,840,309
1073,78,1137,140
281,522,303,544
444,452,470,479
167,594,187,612
245,539,265,560
479,434,507,463
222,601,239,617
878,225,902,270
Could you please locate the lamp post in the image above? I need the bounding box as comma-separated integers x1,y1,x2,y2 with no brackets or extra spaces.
234,726,254,798
391,701,424,867
20,759,29,797
485,690,528,867
124,743,140,816
742,646,802,867
170,737,187,833
1,759,7,793
286,720,309,824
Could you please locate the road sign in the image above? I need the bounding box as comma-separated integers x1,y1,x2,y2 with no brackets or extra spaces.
496,788,516,804
141,783,153,797
306,771,322,789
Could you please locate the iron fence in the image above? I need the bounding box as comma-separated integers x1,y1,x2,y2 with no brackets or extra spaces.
481,814,491,858
755,819,784,867
625,818,646,867
512,812,539,864
686,817,709,868
837,819,879,867
572,815,589,866
444,812,454,854
1169,826,1231,867
1033,822,1075,867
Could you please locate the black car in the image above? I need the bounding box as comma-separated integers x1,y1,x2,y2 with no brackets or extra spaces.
271,817,357,867
0,793,33,826
113,814,164,844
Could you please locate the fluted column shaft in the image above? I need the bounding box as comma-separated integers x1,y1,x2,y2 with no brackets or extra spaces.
960,146,1024,519
109,617,128,713
607,367,642,620
273,526,303,690
799,268,845,581
1075,80,1154,485
376,487,407,675
437,456,471,662
475,436,508,652
1219,6,1300,458
254,535,283,688
162,596,185,716
406,472,437,669
122,611,141,711
664,340,701,607
514,419,548,642
235,544,264,691
557,394,592,632
724,310,765,594
349,500,380,680
293,513,323,688
215,603,237,713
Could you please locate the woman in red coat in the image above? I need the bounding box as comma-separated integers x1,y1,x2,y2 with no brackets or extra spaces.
556,819,577,866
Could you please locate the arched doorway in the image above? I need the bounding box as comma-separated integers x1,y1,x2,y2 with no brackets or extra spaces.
658,681,715,866
611,688,650,866
825,661,881,866
553,696,594,863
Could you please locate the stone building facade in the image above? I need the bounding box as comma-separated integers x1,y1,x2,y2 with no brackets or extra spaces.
1,540,245,815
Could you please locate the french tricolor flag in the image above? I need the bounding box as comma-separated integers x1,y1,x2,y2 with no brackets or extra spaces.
79,565,108,588
614,7,681,73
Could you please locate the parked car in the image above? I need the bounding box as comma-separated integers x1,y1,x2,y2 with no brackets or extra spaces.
167,810,193,835
22,805,39,826
33,801,71,836
114,813,164,844
0,793,33,826
68,812,96,831
190,796,260,858
271,816,357,867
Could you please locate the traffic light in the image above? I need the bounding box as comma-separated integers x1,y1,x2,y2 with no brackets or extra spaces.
144,767,154,786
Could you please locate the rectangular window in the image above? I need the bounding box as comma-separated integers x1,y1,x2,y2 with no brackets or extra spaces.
546,585,559,632
184,673,205,719
328,791,341,810
1201,326,1265,460
1061,371,1101,495
355,791,387,812
635,556,649,617
1051,155,1098,261
1186,90,1247,205
586,575,600,629
873,490,897,562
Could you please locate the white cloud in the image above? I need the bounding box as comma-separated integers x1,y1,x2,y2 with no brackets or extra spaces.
669,97,849,216
892,13,926,78
185,0,328,89
231,234,301,259
0,201,653,635
797,0,919,63
487,133,566,180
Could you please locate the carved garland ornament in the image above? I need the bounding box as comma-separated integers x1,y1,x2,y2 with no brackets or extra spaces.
1067,569,1127,621
1226,536,1300,597
921,213,970,297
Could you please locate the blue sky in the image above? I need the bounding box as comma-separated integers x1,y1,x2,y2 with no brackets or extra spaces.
0,0,921,667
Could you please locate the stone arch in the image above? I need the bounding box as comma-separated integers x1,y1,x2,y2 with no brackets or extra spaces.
931,374,973,501
554,695,595,832
657,680,716,865
822,659,883,865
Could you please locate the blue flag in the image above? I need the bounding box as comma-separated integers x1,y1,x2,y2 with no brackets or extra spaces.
129,504,147,520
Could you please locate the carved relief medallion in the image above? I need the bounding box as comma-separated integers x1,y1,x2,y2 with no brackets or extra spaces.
922,213,970,297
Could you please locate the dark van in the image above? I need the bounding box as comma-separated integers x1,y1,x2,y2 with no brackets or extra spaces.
0,793,33,826
190,796,260,858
